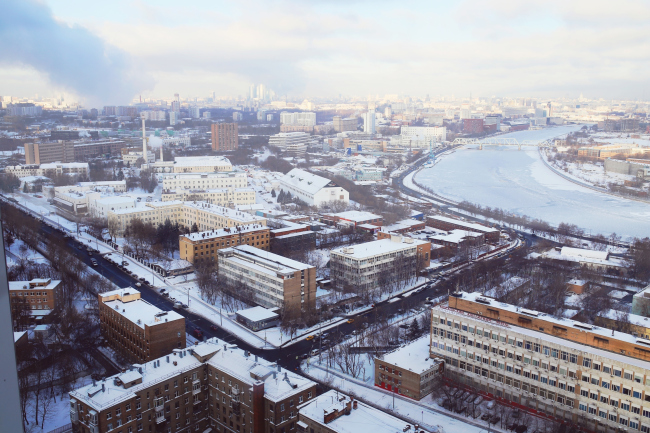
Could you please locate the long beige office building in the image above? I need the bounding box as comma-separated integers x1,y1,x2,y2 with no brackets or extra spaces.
108,200,266,235
433,291,650,432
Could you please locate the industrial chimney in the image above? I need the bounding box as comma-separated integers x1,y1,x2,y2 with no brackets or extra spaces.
141,114,148,165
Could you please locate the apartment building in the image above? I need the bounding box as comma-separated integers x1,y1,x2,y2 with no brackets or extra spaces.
24,141,75,164
179,225,270,265
268,132,311,156
426,215,500,243
69,339,316,433
434,291,650,432
278,168,349,206
98,288,185,363
332,116,358,132
329,235,431,291
73,140,129,161
218,245,316,319
297,390,430,433
108,201,267,235
162,188,255,206
374,336,444,400
211,122,239,151
9,278,62,314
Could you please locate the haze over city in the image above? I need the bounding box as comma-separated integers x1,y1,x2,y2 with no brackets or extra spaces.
2,0,650,105
1,2,650,433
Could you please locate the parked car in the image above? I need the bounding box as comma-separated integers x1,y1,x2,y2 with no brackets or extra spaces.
135,282,142,287
173,302,183,309
309,349,319,357
91,259,98,266
210,325,218,331
192,329,203,339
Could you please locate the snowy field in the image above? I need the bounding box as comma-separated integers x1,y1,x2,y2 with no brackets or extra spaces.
415,127,650,239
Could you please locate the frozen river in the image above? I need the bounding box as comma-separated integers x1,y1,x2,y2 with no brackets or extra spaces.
415,126,650,239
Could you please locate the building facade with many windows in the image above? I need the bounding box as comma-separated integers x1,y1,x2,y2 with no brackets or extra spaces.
179,225,270,265
432,292,650,432
69,339,316,433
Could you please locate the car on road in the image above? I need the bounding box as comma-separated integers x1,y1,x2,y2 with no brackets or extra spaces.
181,303,189,309
173,302,183,309
305,335,315,341
159,288,166,293
162,292,170,298
210,325,218,331
139,277,146,282
346,319,354,324
91,259,98,266
309,349,319,357
88,251,93,256
192,329,203,339
135,282,142,287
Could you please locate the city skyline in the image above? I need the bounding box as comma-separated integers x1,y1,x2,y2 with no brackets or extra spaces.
1,0,650,106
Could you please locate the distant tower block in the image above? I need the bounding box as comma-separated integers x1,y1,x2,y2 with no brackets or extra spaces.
141,115,148,164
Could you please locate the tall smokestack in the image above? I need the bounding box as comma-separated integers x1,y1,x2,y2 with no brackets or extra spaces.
160,144,163,162
141,115,148,165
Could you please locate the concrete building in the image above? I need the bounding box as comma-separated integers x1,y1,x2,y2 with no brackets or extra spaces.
463,118,484,134
268,132,310,156
70,339,316,433
539,247,627,275
72,140,129,161
363,109,376,134
179,225,270,265
98,288,185,363
141,110,166,121
332,116,358,132
148,156,233,173
297,390,430,433
632,285,650,317
161,187,255,206
280,111,316,127
218,245,316,319
235,306,280,331
161,172,245,191
122,149,155,165
437,291,650,432
88,196,137,218
108,200,266,235
375,336,444,400
426,215,500,243
400,126,447,142
50,181,128,215
330,235,431,292
9,278,62,316
5,162,88,178
24,141,75,164
233,112,243,121
578,144,647,160
268,219,316,254
211,122,239,151
278,168,349,206
169,111,180,125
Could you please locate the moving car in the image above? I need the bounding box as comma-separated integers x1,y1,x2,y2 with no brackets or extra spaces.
346,319,354,324
306,335,315,341
192,329,203,339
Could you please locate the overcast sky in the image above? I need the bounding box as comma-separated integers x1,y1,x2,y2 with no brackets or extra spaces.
1,0,649,106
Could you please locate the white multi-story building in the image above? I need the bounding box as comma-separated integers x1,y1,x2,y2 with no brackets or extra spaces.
363,109,376,134
161,187,255,206
162,136,191,146
189,106,201,118
277,168,349,206
268,132,311,156
108,200,266,235
5,163,89,178
169,111,180,125
400,126,447,142
436,292,650,433
280,111,316,127
329,235,431,291
147,156,233,173
161,172,247,191
141,110,166,121
122,150,155,165
233,112,243,121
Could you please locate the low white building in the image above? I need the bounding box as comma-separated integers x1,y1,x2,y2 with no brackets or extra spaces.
277,168,349,206
147,156,232,173
122,150,155,165
5,163,89,178
88,195,137,218
268,132,312,156
161,172,247,191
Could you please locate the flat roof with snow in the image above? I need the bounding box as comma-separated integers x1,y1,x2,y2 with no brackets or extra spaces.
380,335,442,374
181,224,268,242
427,215,498,233
325,210,381,222
279,168,336,195
236,306,279,322
331,236,428,260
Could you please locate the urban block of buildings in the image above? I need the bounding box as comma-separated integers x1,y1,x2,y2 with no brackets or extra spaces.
322,211,383,228
278,168,349,207
69,339,316,433
99,288,185,363
218,245,316,319
179,225,270,265
426,215,500,243
146,156,233,173
25,140,128,164
5,162,89,178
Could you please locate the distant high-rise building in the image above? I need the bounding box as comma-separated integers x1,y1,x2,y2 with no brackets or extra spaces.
189,106,201,118
257,84,266,101
333,116,358,132
249,84,255,100
169,111,180,126
211,123,239,151
171,93,181,112
363,109,376,134
280,111,316,127
233,112,243,122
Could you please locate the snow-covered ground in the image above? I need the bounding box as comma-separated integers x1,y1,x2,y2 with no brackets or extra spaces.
414,132,650,239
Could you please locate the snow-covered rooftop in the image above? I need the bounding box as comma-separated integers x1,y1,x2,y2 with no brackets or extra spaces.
220,245,312,273
427,215,499,233
298,390,421,433
236,306,279,322
380,335,443,374
560,247,609,261
181,224,268,242
331,236,429,260
326,210,381,222
100,288,183,329
173,156,232,167
8,279,61,291
279,168,335,195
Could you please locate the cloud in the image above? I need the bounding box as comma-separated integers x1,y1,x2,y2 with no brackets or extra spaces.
0,0,153,106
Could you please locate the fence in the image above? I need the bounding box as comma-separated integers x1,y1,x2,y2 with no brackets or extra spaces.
47,423,72,433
